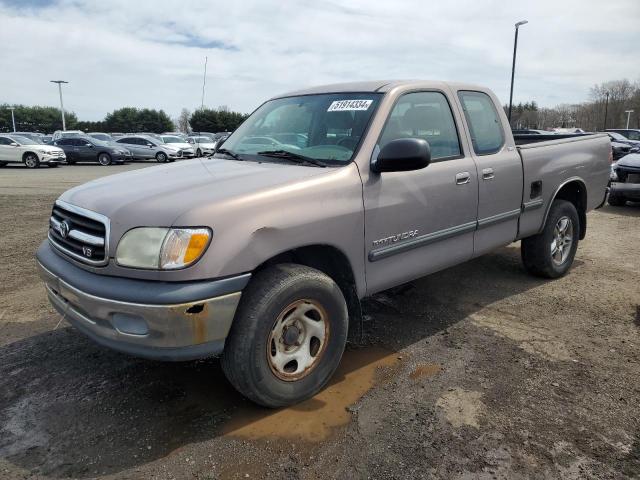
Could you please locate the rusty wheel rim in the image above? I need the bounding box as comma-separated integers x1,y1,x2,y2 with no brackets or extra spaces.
267,299,329,382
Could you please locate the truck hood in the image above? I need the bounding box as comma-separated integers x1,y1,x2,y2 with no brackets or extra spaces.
59,158,328,229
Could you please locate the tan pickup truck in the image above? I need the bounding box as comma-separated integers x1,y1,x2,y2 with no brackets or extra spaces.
37,80,611,406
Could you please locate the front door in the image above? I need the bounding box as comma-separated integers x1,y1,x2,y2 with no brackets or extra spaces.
363,90,479,295
73,138,94,162
456,90,523,256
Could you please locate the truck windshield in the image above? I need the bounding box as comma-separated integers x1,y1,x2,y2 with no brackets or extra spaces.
218,93,383,164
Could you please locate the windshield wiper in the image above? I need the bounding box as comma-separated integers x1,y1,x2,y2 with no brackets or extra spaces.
257,150,327,167
215,148,243,160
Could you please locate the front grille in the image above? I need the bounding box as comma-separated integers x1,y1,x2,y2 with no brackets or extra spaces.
49,201,109,266
49,151,65,157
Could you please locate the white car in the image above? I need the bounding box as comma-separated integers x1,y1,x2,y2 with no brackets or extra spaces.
160,135,195,158
52,130,86,141
187,135,218,157
0,134,66,168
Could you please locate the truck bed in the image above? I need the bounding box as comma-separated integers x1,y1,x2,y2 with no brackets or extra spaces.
515,133,611,239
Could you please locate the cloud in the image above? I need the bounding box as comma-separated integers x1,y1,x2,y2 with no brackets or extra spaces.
0,0,638,121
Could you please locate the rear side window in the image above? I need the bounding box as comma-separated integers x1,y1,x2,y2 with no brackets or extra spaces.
379,91,461,160
117,137,134,144
57,139,74,146
0,137,12,145
458,91,504,155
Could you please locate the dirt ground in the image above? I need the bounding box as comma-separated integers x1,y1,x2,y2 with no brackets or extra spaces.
0,162,639,479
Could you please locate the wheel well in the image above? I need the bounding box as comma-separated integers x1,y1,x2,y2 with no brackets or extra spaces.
553,180,587,239
254,245,363,342
22,151,38,161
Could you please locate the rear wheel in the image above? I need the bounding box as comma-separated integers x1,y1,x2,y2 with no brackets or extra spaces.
24,153,40,169
156,152,167,163
98,153,112,166
521,200,580,278
221,264,349,407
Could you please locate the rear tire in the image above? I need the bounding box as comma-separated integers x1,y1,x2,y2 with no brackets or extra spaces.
521,200,580,278
607,193,626,207
24,153,40,169
221,264,349,408
98,153,112,166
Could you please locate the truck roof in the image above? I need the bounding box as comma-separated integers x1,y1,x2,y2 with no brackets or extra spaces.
273,80,486,98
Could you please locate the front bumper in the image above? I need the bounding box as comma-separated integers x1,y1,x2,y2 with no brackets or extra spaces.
610,181,640,200
36,241,250,361
41,153,66,163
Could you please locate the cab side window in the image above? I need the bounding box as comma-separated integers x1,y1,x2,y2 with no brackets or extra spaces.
56,139,74,146
458,91,504,155
378,91,461,160
0,137,12,145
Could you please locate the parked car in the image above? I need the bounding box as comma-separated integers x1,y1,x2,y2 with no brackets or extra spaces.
611,140,633,161
188,131,217,142
52,130,86,141
186,135,217,156
0,134,65,168
606,129,640,141
41,135,52,144
12,131,46,142
162,132,189,140
603,131,640,150
53,137,131,165
609,154,640,206
115,135,180,162
160,135,195,158
88,132,114,143
36,80,610,407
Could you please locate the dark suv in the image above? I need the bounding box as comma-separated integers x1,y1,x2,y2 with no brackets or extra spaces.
54,137,131,166
606,129,640,141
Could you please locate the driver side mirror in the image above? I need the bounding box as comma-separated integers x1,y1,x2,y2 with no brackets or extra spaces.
371,138,431,173
147,143,154,147
10,142,19,147
85,143,93,147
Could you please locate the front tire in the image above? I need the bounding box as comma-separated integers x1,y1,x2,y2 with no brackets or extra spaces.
24,153,40,169
155,152,168,163
221,264,349,408
521,200,580,278
196,148,202,157
98,153,112,166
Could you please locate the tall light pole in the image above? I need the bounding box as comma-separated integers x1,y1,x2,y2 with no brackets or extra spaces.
603,92,609,131
625,110,634,129
508,20,528,125
200,56,208,110
9,106,16,132
50,80,69,130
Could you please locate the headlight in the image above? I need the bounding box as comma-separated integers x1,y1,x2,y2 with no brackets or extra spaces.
37,149,49,154
116,227,211,269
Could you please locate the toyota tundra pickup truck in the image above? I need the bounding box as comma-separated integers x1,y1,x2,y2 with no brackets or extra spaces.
36,80,611,407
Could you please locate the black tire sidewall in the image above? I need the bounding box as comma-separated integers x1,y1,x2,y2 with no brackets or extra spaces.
156,152,167,163
223,265,348,407
24,154,39,168
98,153,112,166
542,201,580,276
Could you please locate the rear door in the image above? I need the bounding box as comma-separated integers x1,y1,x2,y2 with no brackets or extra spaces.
456,90,523,257
0,136,14,161
363,90,479,294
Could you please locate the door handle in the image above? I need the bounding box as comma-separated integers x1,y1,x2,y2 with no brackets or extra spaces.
482,168,495,180
455,172,471,185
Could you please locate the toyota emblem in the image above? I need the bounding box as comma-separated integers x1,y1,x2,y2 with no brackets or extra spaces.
58,220,70,238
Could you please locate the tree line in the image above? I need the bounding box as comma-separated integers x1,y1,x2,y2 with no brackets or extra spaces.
0,104,249,134
507,79,640,131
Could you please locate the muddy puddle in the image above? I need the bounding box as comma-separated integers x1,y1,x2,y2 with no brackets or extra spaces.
222,347,400,442
409,363,441,380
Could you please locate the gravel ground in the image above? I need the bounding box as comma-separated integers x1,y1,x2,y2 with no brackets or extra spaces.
0,163,638,479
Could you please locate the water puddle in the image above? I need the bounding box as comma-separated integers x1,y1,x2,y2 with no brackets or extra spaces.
409,363,441,380
222,347,400,442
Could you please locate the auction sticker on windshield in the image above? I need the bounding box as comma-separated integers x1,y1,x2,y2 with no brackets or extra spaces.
327,99,373,112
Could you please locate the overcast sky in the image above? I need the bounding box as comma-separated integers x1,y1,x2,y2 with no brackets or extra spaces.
1,0,638,121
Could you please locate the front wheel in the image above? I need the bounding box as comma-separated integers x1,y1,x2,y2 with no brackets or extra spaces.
221,264,349,408
155,152,167,163
196,148,202,157
24,153,40,169
98,153,112,166
521,200,580,278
